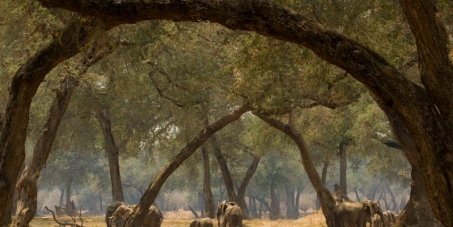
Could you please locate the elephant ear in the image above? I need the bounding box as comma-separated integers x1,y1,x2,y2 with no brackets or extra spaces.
362,200,376,216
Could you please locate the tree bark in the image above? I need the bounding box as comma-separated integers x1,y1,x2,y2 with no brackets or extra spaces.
254,112,335,226
210,134,237,202
35,1,453,225
58,187,65,207
0,17,101,226
338,141,347,195
269,185,279,220
123,105,250,227
13,76,77,227
12,36,111,227
236,154,261,217
376,95,442,226
201,144,215,218
94,106,125,202
65,177,73,214
396,169,443,227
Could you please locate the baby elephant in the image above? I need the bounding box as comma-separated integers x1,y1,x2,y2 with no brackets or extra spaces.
189,217,213,227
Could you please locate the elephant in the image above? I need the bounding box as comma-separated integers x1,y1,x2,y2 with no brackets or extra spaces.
190,217,214,227
332,200,386,227
382,210,396,226
109,204,134,227
105,201,126,227
216,200,243,227
142,205,163,227
107,203,163,227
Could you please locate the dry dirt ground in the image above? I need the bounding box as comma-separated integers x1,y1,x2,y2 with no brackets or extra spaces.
30,210,327,227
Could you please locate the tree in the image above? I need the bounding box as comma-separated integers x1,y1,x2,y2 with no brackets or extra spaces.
34,1,453,226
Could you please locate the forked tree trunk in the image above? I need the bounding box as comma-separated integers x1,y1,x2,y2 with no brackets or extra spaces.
0,18,101,226
236,154,261,217
201,144,216,218
13,76,77,227
210,134,237,202
254,112,335,226
94,106,125,202
124,105,250,227
376,97,442,227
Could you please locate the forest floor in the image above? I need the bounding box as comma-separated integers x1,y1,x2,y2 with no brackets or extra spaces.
30,210,326,227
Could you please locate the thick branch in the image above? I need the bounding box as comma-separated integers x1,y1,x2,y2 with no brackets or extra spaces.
252,112,335,226
400,0,453,122
0,17,102,226
124,104,250,227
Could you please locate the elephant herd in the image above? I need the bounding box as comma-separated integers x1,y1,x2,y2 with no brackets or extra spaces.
106,199,395,227
105,201,163,227
332,200,397,227
105,200,244,227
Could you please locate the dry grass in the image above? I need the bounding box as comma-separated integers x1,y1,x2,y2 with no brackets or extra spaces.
30,210,327,227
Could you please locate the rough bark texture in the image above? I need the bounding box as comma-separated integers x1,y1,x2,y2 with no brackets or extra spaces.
376,95,443,227
124,105,250,227
94,106,125,202
201,144,215,218
254,113,335,226
236,154,261,217
396,169,443,227
210,135,237,203
13,76,77,227
0,17,102,226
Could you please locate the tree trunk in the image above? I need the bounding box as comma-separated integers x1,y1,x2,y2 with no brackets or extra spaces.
210,134,237,202
353,188,361,202
285,185,295,219
13,76,77,227
236,154,261,217
59,187,65,207
124,105,250,227
94,106,125,202
65,177,73,214
249,195,258,218
269,186,279,220
376,95,442,226
338,141,347,195
383,180,397,211
254,112,335,226
99,195,103,211
396,169,443,227
0,17,101,226
285,185,300,219
201,144,216,218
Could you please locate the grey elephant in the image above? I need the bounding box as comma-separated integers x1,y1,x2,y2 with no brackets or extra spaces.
106,201,126,227
216,200,243,227
109,204,134,227
332,200,386,227
142,205,163,227
190,217,214,227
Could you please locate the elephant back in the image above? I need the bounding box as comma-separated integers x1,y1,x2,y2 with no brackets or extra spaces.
105,201,126,227
143,205,163,227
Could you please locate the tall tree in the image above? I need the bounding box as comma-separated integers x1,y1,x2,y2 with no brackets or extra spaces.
0,16,102,225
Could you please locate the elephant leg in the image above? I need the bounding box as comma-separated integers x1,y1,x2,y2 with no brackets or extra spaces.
221,217,227,227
